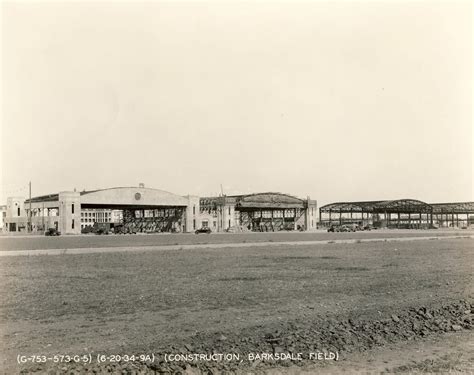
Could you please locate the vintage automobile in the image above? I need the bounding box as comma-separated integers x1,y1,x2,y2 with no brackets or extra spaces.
195,227,211,234
45,228,61,236
338,225,352,232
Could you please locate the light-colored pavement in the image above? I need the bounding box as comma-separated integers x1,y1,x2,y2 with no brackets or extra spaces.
0,234,472,257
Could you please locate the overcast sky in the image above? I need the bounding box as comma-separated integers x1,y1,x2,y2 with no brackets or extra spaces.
1,1,472,206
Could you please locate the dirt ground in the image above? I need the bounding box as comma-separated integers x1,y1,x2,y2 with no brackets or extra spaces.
0,235,472,373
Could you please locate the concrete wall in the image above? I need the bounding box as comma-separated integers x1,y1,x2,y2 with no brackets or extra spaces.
198,212,218,231
5,197,25,219
184,195,200,232
305,199,318,230
58,191,81,234
0,205,5,232
4,197,26,232
221,204,237,231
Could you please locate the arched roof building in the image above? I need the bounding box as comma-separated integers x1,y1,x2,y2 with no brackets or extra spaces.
319,199,474,228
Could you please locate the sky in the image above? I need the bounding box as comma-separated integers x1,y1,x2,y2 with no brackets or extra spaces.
1,1,472,206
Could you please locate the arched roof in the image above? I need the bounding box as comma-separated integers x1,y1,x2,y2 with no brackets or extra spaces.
80,187,188,207
320,199,433,213
234,192,305,209
431,202,474,214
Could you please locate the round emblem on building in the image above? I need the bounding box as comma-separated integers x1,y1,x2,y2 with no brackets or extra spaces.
135,192,141,200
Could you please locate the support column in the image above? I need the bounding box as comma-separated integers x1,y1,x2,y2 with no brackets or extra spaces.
294,208,297,230
58,191,81,234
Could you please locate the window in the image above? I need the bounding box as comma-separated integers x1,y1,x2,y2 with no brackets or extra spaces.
228,207,231,215
72,219,75,229
228,219,231,228
193,219,196,230
202,220,208,228
285,209,295,218
193,205,196,215
72,204,75,214
17,207,20,216
213,221,217,227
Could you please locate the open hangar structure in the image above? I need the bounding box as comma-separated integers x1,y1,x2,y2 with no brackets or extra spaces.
319,199,474,229
4,186,199,235
199,192,317,232
431,202,474,228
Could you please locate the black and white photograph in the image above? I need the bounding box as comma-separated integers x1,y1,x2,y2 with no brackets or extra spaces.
0,0,473,373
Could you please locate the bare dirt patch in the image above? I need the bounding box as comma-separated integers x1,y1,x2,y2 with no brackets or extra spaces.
0,237,472,373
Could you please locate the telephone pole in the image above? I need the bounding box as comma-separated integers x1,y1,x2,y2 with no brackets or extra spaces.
29,181,32,232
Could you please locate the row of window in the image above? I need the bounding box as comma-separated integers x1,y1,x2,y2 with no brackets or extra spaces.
201,220,217,227
81,218,111,223
252,210,296,218
134,209,181,218
81,212,112,217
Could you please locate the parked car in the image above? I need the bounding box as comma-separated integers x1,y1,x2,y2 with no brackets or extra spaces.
327,225,338,232
45,228,61,236
195,227,211,234
344,224,358,232
95,227,109,235
339,225,352,232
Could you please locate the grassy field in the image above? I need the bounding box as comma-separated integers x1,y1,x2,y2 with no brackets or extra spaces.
0,236,472,372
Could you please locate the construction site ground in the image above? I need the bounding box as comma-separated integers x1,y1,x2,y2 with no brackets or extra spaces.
0,230,472,373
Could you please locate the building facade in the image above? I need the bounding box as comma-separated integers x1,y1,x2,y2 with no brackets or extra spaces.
199,193,317,232
2,186,317,234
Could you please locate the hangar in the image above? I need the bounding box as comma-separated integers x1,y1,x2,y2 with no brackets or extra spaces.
431,202,474,228
4,186,199,234
319,199,474,229
199,193,317,232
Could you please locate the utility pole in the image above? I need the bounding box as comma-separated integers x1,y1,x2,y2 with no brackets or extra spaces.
29,181,32,232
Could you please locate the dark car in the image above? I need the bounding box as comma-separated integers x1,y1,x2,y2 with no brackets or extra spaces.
45,228,61,236
195,227,211,234
327,225,338,232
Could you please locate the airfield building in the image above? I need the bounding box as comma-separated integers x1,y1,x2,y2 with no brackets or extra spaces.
319,199,474,229
2,186,317,234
